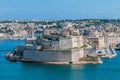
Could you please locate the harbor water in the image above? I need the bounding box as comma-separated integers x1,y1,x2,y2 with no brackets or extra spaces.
0,40,120,80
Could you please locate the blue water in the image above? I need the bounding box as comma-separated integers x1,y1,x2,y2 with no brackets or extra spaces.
0,40,120,80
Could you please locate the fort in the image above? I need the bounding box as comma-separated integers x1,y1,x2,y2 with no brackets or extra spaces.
5,29,102,64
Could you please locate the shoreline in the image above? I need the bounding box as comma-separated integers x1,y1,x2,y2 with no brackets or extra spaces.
20,58,103,64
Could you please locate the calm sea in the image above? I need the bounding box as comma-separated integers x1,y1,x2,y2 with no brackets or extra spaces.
0,40,120,80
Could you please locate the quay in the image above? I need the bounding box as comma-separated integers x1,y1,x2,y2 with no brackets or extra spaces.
97,47,117,58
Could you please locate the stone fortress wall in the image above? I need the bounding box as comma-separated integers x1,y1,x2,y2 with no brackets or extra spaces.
23,49,84,64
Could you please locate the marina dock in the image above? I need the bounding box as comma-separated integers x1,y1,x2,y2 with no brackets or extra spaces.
98,47,117,58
